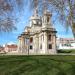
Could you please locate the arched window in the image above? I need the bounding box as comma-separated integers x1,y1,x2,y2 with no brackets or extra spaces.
47,16,50,22
40,44,42,49
30,37,33,43
30,45,33,49
48,35,51,41
48,44,52,49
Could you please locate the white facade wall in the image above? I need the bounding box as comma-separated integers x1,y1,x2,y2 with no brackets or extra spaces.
56,38,75,50
18,10,57,55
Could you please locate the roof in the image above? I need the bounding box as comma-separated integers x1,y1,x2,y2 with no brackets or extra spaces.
60,38,75,41
6,44,17,48
0,47,4,51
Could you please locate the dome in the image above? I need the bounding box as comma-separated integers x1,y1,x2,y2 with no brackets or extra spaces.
30,15,41,20
30,14,42,26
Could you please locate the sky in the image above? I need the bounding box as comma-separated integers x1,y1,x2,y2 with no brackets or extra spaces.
0,6,74,45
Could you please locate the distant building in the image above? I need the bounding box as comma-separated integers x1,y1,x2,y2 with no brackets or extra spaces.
5,44,18,53
57,38,75,50
0,46,5,53
18,9,57,55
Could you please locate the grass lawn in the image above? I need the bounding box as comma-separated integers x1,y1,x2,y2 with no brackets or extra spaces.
0,55,75,75
57,49,75,54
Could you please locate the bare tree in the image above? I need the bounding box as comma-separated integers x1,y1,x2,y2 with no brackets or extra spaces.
0,0,75,37
0,0,25,32
28,0,75,37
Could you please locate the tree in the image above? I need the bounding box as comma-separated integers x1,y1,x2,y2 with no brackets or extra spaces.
28,0,75,37
0,0,75,38
0,0,25,32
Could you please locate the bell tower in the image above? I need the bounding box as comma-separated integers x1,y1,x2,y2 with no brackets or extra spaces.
42,10,52,28
41,9,57,54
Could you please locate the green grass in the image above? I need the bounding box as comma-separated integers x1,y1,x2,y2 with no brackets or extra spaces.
0,55,75,75
57,49,75,54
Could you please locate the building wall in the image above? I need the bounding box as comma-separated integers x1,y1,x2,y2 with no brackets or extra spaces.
17,10,57,55
5,45,17,53
18,31,57,55
57,38,75,50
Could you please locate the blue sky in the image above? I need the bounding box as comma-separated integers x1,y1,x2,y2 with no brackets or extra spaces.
0,7,73,45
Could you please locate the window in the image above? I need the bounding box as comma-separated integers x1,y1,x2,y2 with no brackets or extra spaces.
25,38,29,45
47,16,50,22
30,37,33,43
30,45,33,49
48,44,52,49
48,35,51,41
40,44,42,49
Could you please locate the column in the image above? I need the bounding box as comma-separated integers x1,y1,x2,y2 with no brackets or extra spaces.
21,36,25,53
45,32,48,54
33,35,36,54
17,38,21,53
54,34,57,54
20,37,23,53
35,35,39,54
42,32,47,54
52,34,57,54
39,34,42,54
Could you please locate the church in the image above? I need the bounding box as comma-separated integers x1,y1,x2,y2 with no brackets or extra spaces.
17,9,57,55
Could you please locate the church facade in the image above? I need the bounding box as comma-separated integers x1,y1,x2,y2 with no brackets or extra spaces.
18,10,57,55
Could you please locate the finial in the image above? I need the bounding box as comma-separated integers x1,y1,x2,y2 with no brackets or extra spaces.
34,7,38,16
43,0,47,14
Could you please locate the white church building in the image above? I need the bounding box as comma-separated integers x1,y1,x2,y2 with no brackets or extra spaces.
18,9,57,55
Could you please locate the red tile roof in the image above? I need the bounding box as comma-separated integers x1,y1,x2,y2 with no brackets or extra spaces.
6,44,17,48
60,38,75,41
